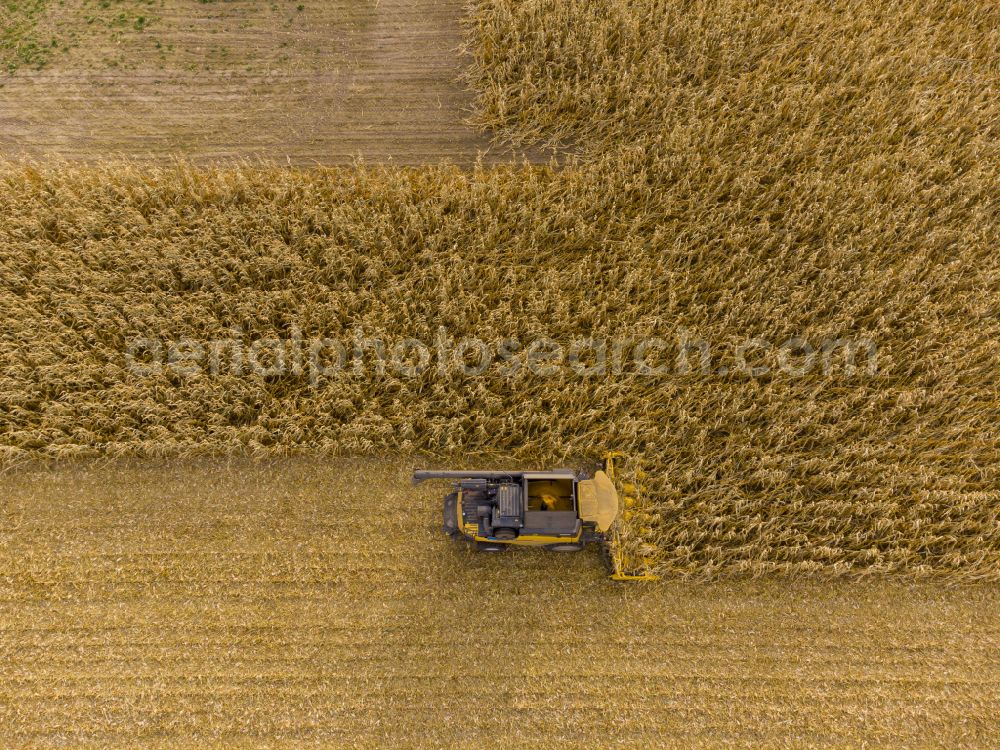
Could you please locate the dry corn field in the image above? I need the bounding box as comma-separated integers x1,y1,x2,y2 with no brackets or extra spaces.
1,0,1000,743
2,154,998,577
1,457,999,747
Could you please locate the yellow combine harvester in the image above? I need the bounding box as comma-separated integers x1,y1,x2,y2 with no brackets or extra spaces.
413,453,658,580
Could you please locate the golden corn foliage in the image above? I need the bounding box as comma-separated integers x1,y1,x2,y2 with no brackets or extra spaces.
463,0,999,154
457,0,999,576
2,0,999,577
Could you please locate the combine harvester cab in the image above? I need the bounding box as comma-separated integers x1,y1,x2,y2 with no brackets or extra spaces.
413,454,659,580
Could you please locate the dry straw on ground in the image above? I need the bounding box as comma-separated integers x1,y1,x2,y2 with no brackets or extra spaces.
2,457,998,747
2,0,999,578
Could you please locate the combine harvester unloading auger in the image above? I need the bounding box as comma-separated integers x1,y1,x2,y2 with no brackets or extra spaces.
413,452,658,581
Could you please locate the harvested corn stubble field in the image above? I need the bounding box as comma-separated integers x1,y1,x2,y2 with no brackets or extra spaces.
0,0,516,164
1,457,999,747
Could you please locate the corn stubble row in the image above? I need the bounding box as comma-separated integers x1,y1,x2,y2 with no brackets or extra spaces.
2,0,998,577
